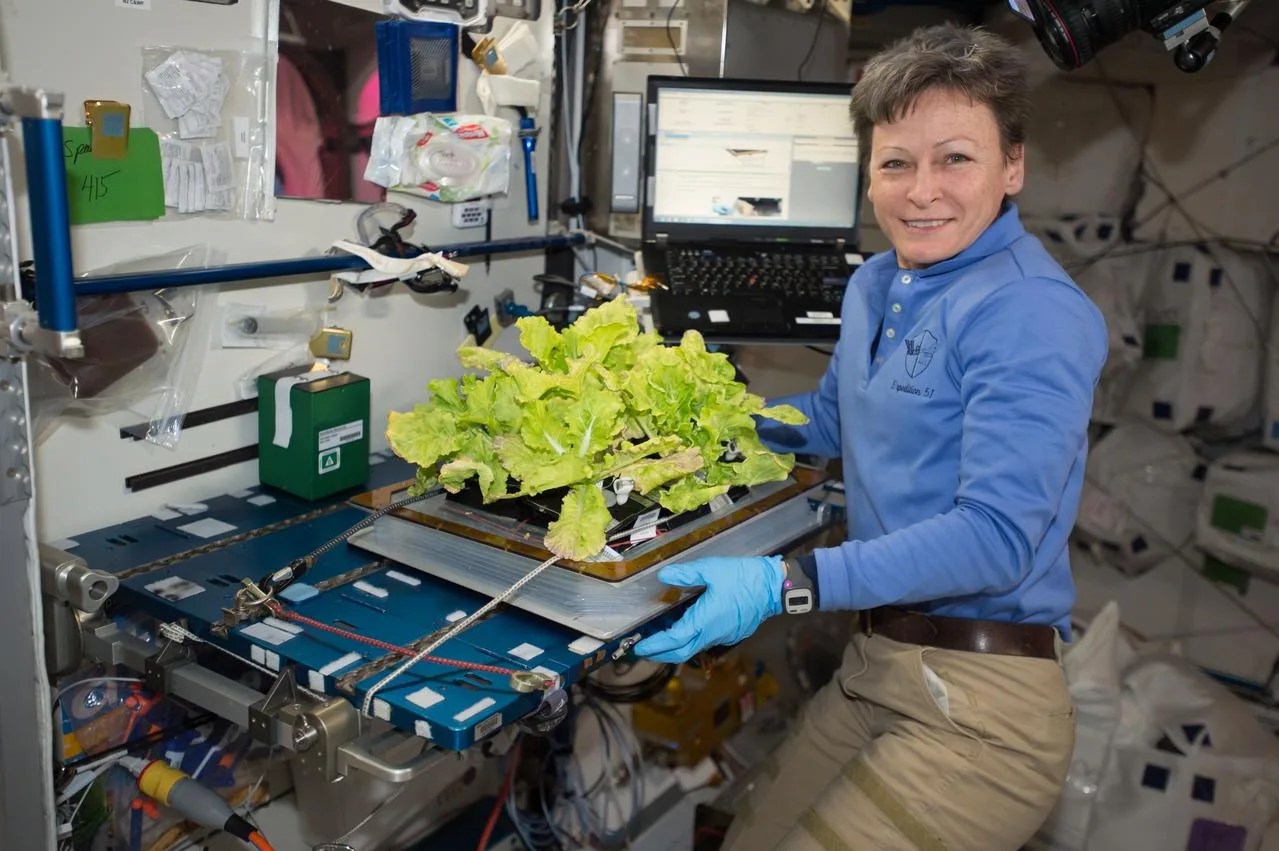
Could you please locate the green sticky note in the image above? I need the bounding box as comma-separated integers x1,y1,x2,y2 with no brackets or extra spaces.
62,127,165,225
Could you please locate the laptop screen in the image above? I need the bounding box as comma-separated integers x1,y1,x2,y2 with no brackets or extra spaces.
648,83,859,237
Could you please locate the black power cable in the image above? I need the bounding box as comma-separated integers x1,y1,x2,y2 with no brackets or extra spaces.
666,0,687,76
797,0,829,82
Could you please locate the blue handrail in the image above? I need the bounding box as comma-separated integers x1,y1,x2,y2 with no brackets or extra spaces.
73,233,587,296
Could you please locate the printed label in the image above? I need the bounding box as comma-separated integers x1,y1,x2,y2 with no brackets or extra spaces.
232,117,251,159
475,713,503,739
146,576,204,601
454,124,490,141
116,0,151,8
319,447,341,474
319,420,364,450
630,508,661,543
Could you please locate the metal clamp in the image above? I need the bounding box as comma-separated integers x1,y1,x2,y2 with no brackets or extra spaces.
213,578,275,637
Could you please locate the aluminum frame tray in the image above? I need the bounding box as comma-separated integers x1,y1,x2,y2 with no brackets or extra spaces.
348,475,831,640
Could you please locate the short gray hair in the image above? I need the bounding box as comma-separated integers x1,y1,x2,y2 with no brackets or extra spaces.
850,23,1030,160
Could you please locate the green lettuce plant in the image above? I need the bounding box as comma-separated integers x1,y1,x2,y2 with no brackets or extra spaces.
385,298,808,560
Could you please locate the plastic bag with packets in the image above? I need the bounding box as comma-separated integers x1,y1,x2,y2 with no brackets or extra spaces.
141,46,275,220
364,112,513,202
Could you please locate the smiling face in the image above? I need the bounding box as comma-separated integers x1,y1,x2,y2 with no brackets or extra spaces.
866,87,1025,270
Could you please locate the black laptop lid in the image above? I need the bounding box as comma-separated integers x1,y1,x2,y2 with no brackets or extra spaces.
642,75,861,247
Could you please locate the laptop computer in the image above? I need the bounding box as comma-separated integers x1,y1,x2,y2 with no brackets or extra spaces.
642,75,862,344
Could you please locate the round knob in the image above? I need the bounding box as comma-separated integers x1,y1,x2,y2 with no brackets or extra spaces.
293,716,319,751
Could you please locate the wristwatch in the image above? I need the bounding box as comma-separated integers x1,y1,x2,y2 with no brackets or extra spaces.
781,558,815,615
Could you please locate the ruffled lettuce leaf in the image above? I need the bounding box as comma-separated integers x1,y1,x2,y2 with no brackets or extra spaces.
386,299,809,559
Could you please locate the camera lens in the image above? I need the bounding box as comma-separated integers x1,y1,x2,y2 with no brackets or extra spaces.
1024,0,1142,69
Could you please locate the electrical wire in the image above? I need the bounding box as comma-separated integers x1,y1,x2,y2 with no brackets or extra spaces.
239,743,278,826
478,738,524,851
579,229,638,257
1130,134,1279,233
578,0,612,165
665,0,687,76
1090,60,1279,342
52,676,144,717
797,0,828,82
248,832,275,851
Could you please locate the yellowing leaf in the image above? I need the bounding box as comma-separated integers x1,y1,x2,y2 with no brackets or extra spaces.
618,448,704,493
759,403,809,425
386,406,461,470
545,484,610,560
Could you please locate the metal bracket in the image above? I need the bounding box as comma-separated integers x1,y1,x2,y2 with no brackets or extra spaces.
143,638,194,694
248,667,306,745
0,87,63,121
292,696,360,782
336,729,445,784
0,360,32,507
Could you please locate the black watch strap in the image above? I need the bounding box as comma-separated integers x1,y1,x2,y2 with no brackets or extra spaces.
782,554,820,615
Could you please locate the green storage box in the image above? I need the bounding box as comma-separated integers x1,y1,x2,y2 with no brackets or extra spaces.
257,366,371,500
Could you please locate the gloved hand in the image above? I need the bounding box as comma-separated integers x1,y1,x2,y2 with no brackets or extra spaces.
633,555,785,664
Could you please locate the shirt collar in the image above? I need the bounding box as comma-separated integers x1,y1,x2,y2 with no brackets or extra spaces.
886,201,1026,280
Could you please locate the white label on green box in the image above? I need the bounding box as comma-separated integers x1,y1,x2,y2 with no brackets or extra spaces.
319,447,341,474
318,419,364,450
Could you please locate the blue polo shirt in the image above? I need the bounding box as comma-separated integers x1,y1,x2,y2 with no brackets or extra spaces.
757,204,1107,634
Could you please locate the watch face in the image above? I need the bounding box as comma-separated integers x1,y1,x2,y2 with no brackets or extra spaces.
784,588,813,615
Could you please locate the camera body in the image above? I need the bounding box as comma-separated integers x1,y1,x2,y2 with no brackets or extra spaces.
1009,0,1248,72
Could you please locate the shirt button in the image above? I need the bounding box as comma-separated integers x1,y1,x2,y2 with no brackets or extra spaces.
885,328,896,339
901,275,912,284
891,303,902,313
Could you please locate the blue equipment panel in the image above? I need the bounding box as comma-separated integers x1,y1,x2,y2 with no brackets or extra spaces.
69,454,668,750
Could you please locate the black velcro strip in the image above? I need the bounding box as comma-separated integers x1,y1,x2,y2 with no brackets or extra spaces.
125,444,258,492
119,398,259,441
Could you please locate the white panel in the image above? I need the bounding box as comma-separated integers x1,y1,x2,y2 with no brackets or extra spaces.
1133,65,1279,245
1072,548,1279,687
2,0,558,539
1018,79,1152,219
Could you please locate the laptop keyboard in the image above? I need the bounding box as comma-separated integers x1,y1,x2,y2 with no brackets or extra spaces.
666,248,848,305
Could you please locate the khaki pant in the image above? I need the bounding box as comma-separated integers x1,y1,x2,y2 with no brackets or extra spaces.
722,631,1076,851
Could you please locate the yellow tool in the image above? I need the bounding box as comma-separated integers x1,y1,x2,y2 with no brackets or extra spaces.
83,100,131,159
309,326,354,360
470,36,507,74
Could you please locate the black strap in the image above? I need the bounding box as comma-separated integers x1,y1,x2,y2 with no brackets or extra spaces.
796,552,821,609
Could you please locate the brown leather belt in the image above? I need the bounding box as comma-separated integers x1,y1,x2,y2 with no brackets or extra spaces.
858,607,1059,660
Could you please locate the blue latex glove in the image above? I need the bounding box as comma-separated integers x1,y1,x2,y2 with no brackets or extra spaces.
633,555,785,663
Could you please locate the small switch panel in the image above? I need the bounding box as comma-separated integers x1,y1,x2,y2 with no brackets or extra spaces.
451,200,490,229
